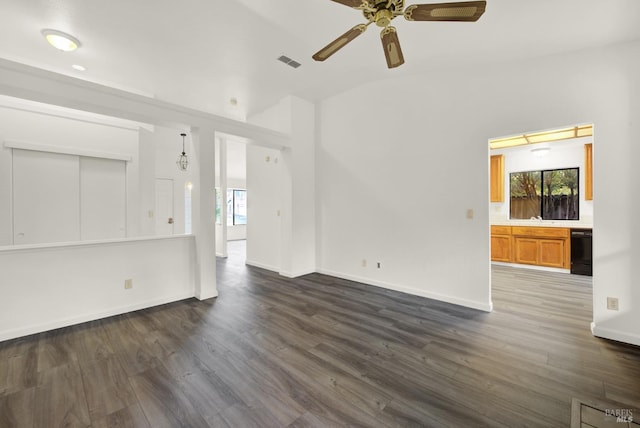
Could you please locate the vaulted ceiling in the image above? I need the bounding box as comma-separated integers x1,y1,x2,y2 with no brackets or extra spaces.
1,0,640,119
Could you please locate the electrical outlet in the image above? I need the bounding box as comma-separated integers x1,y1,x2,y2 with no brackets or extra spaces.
607,297,619,311
361,259,367,267
377,262,381,269
125,279,133,290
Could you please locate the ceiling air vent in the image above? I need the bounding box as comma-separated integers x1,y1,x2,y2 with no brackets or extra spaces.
277,55,302,69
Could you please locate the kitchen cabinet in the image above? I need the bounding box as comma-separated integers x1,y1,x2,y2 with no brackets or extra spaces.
585,143,593,200
512,226,570,268
490,155,504,202
491,225,570,268
490,225,511,262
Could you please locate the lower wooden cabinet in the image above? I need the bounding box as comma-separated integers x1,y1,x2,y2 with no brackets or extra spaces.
491,225,570,268
513,238,538,265
513,237,566,268
491,235,512,262
538,239,566,268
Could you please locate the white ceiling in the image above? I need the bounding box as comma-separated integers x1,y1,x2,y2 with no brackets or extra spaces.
1,0,640,119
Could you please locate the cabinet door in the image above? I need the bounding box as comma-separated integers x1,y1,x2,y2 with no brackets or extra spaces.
514,238,538,265
490,155,504,202
491,235,511,262
539,239,565,268
585,143,593,201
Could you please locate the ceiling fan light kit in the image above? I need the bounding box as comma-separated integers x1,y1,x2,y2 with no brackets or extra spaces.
313,0,486,68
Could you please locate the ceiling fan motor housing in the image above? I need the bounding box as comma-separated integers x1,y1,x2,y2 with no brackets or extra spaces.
363,0,405,26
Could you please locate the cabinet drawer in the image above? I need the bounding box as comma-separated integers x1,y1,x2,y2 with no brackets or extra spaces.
511,226,569,239
491,225,511,235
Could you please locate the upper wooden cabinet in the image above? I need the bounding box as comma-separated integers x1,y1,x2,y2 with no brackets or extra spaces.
490,154,504,202
585,143,593,200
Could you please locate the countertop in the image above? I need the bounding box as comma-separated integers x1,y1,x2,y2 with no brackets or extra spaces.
491,220,592,229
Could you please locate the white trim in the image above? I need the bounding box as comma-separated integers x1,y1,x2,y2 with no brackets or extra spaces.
280,269,316,278
491,261,570,274
318,268,493,312
591,322,640,347
4,139,132,162
0,292,194,342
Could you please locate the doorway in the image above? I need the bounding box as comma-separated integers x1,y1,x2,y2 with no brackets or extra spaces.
215,138,247,265
488,124,594,314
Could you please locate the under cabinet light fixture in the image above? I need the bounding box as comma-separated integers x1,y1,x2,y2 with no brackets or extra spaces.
42,29,81,52
490,124,593,150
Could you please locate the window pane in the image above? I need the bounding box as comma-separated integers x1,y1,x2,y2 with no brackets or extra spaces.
215,188,221,225
234,190,247,225
542,168,579,220
227,189,234,223
510,171,541,219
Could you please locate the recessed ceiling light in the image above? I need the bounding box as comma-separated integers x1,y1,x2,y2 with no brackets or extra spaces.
531,147,551,157
41,29,81,52
72,64,86,71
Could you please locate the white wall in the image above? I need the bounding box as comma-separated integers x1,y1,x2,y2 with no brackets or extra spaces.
317,39,640,346
138,128,157,236
491,136,594,224
0,236,196,341
246,145,281,271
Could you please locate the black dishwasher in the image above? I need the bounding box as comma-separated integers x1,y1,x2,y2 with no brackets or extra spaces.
570,229,592,276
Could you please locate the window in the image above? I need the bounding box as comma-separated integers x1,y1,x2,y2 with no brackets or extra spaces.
215,188,247,225
510,168,579,220
233,190,247,225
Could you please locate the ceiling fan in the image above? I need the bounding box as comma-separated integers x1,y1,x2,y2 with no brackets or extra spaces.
312,0,486,68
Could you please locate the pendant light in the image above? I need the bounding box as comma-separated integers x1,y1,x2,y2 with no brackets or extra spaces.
176,133,189,171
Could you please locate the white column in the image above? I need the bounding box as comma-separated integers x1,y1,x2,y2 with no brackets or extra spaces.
191,126,217,299
279,97,316,277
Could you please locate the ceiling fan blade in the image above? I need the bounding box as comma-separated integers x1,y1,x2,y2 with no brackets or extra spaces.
404,1,486,22
312,24,368,62
380,26,404,68
330,0,369,8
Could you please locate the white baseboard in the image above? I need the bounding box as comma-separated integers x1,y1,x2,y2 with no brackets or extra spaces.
317,268,493,312
491,261,570,274
279,268,316,279
0,292,195,342
591,322,640,347
245,259,279,273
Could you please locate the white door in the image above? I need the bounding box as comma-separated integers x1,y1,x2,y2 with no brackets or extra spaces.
12,149,80,244
155,178,174,235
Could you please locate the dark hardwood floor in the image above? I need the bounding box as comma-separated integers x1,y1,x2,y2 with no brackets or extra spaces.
1,240,639,427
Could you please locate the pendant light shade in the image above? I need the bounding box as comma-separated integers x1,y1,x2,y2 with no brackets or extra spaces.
176,133,189,171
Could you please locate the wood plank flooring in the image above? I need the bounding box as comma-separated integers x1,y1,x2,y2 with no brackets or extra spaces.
1,240,639,427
